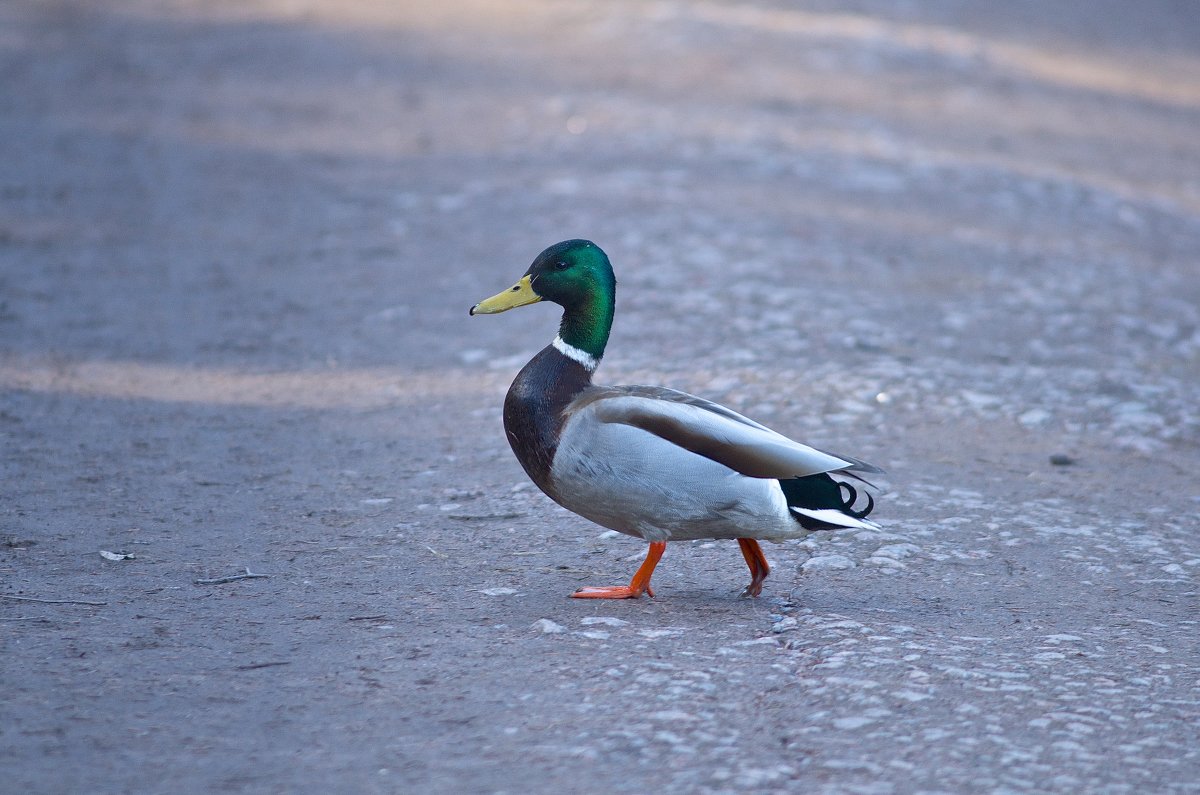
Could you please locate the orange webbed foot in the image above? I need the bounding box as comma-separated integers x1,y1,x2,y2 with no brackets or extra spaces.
737,538,770,598
571,541,665,600
740,580,764,598
571,584,654,599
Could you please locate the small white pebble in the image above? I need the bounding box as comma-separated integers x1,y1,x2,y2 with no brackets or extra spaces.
734,637,780,646
649,709,697,722
772,616,799,633
639,629,680,639
1019,408,1052,426
893,690,931,702
1043,634,1083,644
581,616,629,627
874,543,921,560
802,555,857,572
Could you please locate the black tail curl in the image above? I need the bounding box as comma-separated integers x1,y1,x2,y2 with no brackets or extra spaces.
837,482,875,520
778,471,877,529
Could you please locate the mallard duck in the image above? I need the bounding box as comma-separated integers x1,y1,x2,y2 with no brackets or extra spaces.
470,240,881,599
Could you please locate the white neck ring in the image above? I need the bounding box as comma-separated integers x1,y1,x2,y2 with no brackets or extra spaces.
552,335,599,371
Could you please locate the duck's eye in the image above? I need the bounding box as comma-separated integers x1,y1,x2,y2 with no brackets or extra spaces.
554,261,569,271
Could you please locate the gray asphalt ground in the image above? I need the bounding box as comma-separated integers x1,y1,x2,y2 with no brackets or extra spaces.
2,2,1199,793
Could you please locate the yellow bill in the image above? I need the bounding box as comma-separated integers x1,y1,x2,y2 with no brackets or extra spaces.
469,274,542,315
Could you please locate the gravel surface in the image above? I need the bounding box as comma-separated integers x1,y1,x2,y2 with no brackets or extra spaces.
2,1,1199,793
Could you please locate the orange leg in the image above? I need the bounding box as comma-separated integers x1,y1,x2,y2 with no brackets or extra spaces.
572,541,666,599
737,538,770,597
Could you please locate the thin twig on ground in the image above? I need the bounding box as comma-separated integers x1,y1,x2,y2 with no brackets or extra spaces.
194,568,270,585
0,594,107,606
0,616,51,621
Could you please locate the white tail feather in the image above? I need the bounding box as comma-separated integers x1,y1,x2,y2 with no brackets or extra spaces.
790,506,881,531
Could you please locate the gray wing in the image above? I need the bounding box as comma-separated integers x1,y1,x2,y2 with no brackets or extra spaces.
571,386,865,479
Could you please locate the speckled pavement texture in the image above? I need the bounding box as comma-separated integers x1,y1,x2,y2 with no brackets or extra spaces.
2,1,1198,793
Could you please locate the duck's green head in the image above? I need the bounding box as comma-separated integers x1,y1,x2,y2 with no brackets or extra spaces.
470,240,616,362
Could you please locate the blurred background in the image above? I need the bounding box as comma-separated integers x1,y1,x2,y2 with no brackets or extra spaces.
2,1,1198,792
